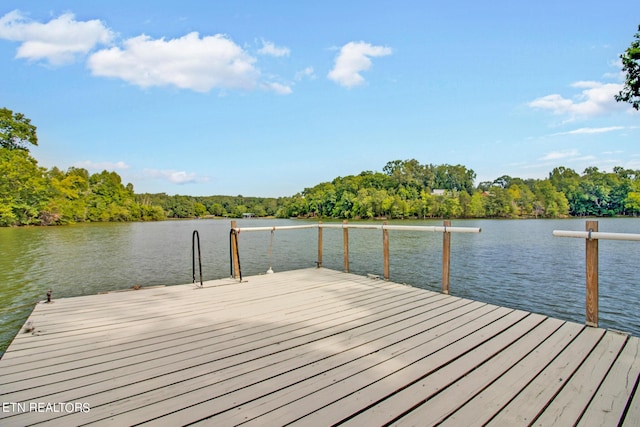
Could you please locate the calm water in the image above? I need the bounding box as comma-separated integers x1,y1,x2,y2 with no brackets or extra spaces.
1,218,639,355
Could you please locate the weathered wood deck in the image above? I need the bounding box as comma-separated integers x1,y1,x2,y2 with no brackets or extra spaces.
1,268,639,426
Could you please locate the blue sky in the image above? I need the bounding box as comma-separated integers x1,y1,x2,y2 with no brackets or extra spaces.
1,1,639,197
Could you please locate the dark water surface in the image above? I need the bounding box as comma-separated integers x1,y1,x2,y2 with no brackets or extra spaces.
1,218,638,355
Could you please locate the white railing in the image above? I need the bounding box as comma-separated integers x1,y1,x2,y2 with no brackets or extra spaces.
230,220,481,293
231,223,481,233
552,230,640,241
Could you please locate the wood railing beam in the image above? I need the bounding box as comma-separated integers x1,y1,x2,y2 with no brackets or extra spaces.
383,221,390,280
586,220,599,327
230,220,240,279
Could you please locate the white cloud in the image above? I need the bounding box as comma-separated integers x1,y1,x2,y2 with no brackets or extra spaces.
88,32,260,92
539,149,579,161
0,11,295,95
327,41,392,88
257,39,290,57
73,160,130,170
295,66,316,81
551,126,625,136
143,168,209,185
528,81,626,118
262,81,292,95
0,10,114,66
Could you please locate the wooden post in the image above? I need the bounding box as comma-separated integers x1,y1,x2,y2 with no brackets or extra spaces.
442,220,451,294
586,220,599,327
317,221,323,268
383,221,390,280
230,220,240,279
343,219,349,273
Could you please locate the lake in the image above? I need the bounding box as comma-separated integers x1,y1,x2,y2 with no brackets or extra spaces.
1,217,639,355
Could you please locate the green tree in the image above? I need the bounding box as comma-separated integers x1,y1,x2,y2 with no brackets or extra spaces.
332,191,356,218
0,148,49,225
354,188,374,219
549,167,582,215
419,190,432,218
43,167,90,224
143,205,166,221
437,193,462,218
194,202,208,217
231,204,248,218
483,186,514,218
304,182,336,217
86,170,138,221
276,194,307,218
390,194,408,219
578,167,615,216
508,183,535,216
164,195,196,218
433,164,476,193
625,180,640,215
533,180,569,218
467,192,486,217
383,159,428,191
208,202,227,216
615,25,640,110
0,108,38,151
366,189,384,218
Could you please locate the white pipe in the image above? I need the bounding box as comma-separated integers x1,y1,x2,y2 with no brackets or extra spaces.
319,224,381,230
321,223,481,233
382,225,481,233
236,223,481,234
234,224,318,232
553,230,640,241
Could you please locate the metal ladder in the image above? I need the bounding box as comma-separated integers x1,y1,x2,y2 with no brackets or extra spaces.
192,230,203,287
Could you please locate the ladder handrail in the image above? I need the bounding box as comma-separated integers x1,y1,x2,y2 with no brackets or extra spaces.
192,230,203,288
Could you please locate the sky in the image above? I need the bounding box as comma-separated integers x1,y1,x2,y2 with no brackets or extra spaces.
1,1,639,197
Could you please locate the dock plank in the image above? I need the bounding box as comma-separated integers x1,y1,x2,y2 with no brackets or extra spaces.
625,379,640,427
579,335,640,426
0,268,638,427
486,326,606,425
533,330,629,426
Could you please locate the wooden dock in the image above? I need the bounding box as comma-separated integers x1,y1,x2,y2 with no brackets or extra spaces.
1,268,639,426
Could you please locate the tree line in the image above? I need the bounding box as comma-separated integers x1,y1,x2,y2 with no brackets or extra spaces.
2,107,640,226
136,193,283,219
274,160,640,220
3,143,640,227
